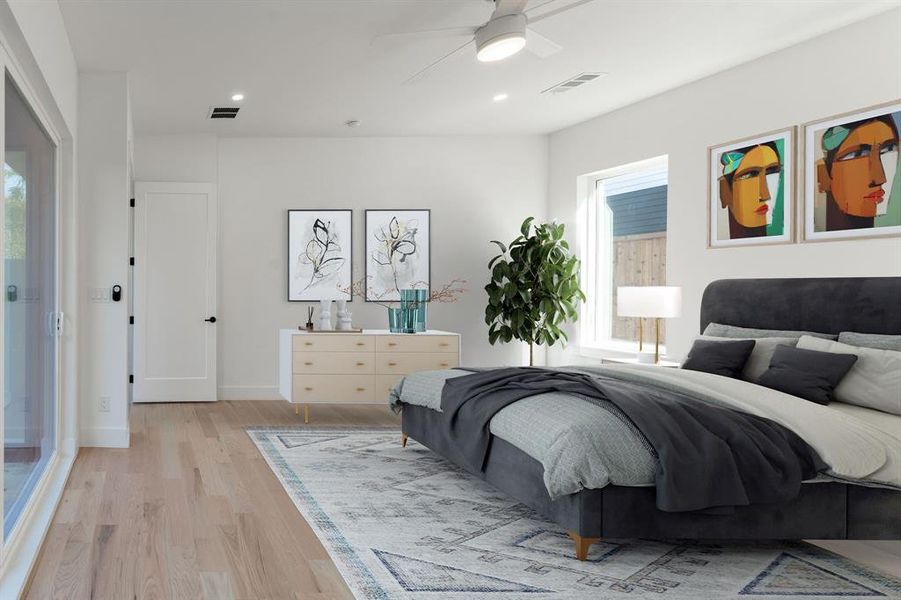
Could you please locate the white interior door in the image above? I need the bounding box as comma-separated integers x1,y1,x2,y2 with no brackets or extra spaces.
134,182,217,402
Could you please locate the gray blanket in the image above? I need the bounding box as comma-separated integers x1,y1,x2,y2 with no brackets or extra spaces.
441,367,826,513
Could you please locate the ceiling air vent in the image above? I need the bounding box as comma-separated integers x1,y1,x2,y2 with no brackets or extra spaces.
208,106,240,120
541,72,606,95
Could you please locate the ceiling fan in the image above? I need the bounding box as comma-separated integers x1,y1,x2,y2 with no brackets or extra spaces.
377,0,597,84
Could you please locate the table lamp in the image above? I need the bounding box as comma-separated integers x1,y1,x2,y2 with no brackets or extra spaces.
617,286,682,364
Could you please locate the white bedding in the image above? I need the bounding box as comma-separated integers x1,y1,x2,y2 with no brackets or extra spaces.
608,365,901,488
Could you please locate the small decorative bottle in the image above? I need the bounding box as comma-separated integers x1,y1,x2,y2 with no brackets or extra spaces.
318,298,333,331
335,300,353,331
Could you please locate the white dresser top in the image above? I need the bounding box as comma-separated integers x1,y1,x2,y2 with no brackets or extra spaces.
280,328,459,336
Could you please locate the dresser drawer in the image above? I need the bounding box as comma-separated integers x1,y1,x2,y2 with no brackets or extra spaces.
293,335,374,353
376,352,459,375
292,375,376,403
376,374,403,401
376,335,459,354
292,352,375,375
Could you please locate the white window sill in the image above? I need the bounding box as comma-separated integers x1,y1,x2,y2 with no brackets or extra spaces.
579,339,669,360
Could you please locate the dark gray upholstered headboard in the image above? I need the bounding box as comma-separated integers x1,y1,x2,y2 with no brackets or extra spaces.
700,277,901,336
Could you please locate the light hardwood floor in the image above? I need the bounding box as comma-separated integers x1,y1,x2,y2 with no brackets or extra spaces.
25,401,399,600
24,400,900,599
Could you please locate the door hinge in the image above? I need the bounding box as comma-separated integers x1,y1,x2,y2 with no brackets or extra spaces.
130,198,135,207
129,257,134,266
129,374,134,384
129,316,134,325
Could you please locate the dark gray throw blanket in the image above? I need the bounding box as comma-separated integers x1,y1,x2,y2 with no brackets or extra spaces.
441,367,826,513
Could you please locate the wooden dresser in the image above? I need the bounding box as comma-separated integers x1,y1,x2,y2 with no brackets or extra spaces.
278,329,460,421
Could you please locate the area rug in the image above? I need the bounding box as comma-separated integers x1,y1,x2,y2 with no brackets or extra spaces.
247,427,901,599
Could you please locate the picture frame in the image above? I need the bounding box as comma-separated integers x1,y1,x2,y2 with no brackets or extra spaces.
801,100,901,243
707,127,796,248
287,209,353,302
364,209,431,302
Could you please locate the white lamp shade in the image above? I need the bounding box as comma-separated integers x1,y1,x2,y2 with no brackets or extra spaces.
617,286,682,318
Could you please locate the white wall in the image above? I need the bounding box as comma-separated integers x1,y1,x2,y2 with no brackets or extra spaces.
547,9,901,365
78,71,131,446
5,0,77,135
133,135,547,399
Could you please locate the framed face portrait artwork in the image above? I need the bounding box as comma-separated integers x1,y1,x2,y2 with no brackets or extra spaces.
708,128,795,248
802,100,901,242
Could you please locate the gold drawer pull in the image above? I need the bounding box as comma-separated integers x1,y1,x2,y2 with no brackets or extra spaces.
388,342,397,347
356,362,365,366
304,361,313,366
388,362,397,366
356,342,366,346
304,342,313,346
356,387,366,392
439,342,449,347
439,363,449,367
304,386,313,391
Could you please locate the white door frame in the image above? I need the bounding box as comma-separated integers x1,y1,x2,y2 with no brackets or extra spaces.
133,181,217,403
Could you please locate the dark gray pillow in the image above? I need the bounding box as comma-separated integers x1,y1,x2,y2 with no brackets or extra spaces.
681,339,756,378
703,323,837,340
757,345,858,405
837,332,901,352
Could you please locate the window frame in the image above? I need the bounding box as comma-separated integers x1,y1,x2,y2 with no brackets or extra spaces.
0,42,65,585
578,155,669,355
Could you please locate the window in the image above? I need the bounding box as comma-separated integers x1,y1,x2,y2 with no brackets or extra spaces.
580,156,668,350
3,74,58,539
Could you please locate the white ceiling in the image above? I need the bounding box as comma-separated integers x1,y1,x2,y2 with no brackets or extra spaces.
58,0,898,137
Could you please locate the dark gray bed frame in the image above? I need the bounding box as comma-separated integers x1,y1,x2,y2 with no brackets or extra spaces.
401,277,901,559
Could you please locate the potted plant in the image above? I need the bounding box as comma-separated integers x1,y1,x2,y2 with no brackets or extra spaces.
485,217,585,366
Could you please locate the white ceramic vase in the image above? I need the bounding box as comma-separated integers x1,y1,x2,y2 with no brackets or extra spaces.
335,300,353,331
318,299,333,331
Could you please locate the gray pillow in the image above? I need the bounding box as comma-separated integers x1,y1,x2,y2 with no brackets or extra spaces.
837,332,901,352
797,336,901,416
703,323,837,340
697,335,798,382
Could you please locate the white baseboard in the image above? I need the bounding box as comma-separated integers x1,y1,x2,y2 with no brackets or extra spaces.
217,385,282,401
79,426,130,448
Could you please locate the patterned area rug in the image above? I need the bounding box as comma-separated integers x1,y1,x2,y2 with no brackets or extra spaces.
247,427,901,599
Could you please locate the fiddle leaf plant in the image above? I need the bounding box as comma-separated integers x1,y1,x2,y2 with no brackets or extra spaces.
484,217,585,366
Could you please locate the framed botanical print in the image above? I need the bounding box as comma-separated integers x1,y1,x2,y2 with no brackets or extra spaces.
364,209,430,302
287,209,352,301
708,127,795,248
802,100,901,242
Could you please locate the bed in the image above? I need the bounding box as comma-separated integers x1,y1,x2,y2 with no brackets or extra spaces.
393,277,901,560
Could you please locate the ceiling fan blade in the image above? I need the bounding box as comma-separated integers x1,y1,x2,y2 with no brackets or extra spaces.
493,0,530,18
403,39,474,85
527,0,596,24
372,26,477,45
526,27,562,58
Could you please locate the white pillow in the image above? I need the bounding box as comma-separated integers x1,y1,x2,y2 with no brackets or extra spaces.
797,335,901,416
697,335,798,382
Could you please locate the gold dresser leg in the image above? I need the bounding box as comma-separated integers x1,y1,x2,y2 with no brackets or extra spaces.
304,404,309,424
294,404,300,416
401,433,408,448
567,531,600,561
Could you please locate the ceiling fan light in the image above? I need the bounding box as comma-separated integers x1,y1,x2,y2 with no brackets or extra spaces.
477,34,526,62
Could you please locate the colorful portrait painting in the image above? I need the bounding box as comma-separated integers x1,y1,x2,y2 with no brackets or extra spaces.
803,102,901,242
708,128,794,248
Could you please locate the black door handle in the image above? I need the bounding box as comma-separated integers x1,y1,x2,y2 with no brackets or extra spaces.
205,317,217,323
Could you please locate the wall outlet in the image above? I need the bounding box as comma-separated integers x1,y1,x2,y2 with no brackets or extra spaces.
99,396,111,412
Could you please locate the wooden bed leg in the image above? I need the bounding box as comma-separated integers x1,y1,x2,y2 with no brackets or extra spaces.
567,531,600,561
401,433,408,448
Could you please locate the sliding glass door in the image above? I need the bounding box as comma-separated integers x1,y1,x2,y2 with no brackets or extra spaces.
3,73,58,539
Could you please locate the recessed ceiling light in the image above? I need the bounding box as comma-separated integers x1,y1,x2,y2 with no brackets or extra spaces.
231,93,244,102
493,93,508,102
